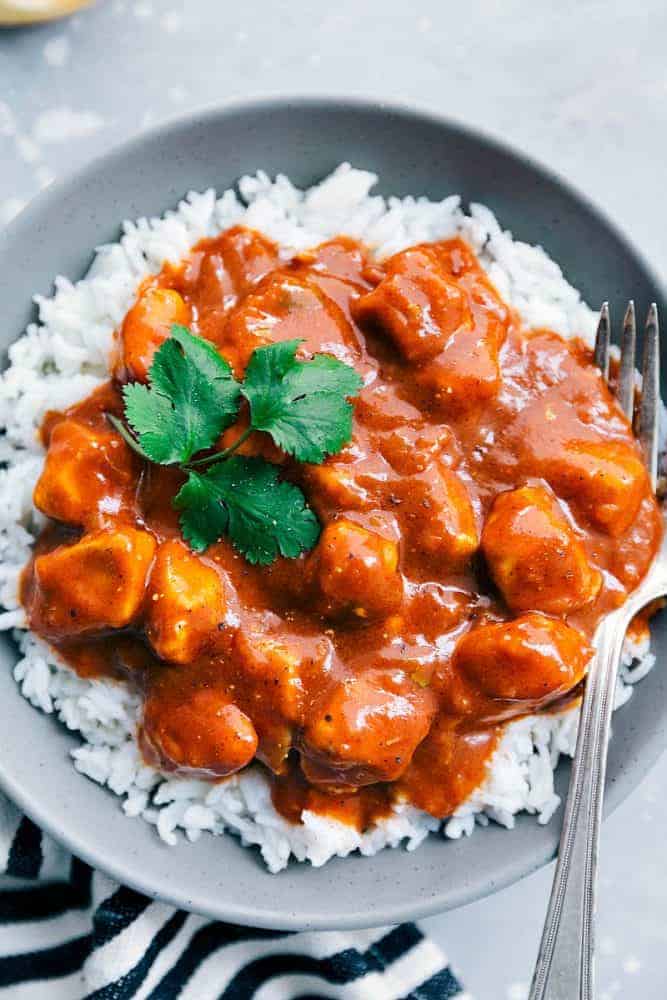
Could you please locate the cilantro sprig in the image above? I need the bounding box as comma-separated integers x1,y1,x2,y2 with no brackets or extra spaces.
109,326,362,564
241,339,362,463
174,457,320,565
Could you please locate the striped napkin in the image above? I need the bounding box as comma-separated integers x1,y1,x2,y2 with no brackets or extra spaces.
0,795,465,999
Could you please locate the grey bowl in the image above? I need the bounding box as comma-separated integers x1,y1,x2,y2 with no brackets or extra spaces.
0,97,665,931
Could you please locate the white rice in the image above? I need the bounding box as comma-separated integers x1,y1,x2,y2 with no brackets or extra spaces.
0,164,654,873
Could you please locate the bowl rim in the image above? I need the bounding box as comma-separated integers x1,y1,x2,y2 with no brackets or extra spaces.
4,92,667,302
1,95,666,930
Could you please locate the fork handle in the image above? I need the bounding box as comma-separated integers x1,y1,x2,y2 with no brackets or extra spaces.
528,607,629,1000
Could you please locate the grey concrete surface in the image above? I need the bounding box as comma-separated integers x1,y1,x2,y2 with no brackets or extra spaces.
1,2,666,996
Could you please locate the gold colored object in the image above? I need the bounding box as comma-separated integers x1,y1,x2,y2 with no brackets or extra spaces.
0,0,92,25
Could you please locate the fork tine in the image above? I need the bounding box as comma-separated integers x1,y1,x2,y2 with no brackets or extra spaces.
617,300,636,420
594,302,610,379
639,303,660,491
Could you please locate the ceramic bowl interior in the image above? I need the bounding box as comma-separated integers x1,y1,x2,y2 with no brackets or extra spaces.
0,98,665,930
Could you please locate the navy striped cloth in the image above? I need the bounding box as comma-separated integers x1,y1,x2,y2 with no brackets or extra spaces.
0,795,466,999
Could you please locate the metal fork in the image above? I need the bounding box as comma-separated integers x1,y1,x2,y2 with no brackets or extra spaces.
529,302,665,1000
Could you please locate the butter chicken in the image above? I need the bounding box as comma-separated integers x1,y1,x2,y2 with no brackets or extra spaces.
21,227,662,828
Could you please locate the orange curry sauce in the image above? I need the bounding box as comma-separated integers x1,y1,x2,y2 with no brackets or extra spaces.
21,227,663,830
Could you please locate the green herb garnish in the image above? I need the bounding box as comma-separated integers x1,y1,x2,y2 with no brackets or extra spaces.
174,456,320,565
241,339,362,463
109,327,362,564
121,325,240,465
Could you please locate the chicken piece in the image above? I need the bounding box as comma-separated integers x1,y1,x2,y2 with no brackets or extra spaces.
141,686,257,778
544,440,649,537
215,225,279,293
430,238,512,325
223,272,360,374
232,631,305,724
304,461,374,514
397,715,499,818
303,435,391,516
301,668,437,785
299,236,369,283
482,485,602,614
417,314,505,408
455,613,591,704
145,540,227,664
33,419,136,528
230,632,337,774
180,227,279,344
401,463,479,567
353,246,472,363
514,389,649,537
355,382,423,431
311,519,403,620
378,422,459,475
31,528,156,638
429,237,485,278
119,285,191,382
406,583,472,640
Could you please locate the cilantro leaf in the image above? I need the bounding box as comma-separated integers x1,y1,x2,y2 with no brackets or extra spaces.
241,339,363,464
122,383,180,464
174,456,320,564
123,325,241,464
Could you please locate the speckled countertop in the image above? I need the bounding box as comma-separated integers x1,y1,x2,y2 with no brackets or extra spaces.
1,2,666,997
